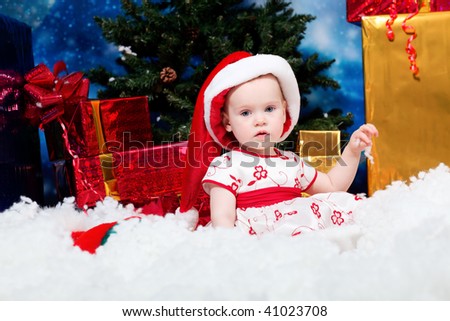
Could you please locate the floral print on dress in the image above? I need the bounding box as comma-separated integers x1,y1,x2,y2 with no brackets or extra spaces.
274,210,283,221
247,165,268,186
331,210,344,226
310,202,321,219
229,175,242,192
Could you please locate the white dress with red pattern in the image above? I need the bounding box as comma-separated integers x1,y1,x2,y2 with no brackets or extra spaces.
202,148,363,236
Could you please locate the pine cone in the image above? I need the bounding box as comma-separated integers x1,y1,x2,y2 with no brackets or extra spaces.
160,67,177,84
186,27,199,41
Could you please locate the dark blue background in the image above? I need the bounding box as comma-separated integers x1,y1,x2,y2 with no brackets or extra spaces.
1,0,368,203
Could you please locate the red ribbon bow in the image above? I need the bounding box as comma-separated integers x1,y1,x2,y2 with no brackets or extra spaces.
23,61,90,127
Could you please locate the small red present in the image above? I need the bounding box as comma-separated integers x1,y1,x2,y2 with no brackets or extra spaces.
113,141,188,206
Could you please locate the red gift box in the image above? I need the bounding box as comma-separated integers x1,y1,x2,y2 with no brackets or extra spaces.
346,0,450,23
46,96,153,160
113,141,188,206
113,141,211,222
65,138,212,221
70,141,189,212
71,96,152,158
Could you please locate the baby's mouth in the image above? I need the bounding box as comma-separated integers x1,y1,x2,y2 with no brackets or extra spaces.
254,131,269,140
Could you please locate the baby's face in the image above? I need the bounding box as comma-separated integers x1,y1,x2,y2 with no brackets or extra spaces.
223,74,287,154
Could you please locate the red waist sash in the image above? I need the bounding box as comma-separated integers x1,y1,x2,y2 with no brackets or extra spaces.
236,187,302,209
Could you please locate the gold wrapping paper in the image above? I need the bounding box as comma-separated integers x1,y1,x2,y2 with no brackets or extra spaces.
90,100,107,154
297,130,341,173
99,153,120,200
362,12,450,195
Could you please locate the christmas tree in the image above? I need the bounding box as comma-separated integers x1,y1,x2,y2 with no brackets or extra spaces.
88,0,353,146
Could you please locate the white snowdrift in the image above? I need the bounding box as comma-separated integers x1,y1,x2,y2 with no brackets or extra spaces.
1,164,450,300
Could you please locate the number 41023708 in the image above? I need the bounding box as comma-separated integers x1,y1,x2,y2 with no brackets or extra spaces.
263,305,327,317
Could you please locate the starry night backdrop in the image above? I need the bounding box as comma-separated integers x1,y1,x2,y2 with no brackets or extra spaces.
1,0,368,200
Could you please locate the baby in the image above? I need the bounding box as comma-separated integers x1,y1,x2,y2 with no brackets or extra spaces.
179,51,378,236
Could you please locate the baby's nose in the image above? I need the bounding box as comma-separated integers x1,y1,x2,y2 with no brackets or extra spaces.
254,113,266,126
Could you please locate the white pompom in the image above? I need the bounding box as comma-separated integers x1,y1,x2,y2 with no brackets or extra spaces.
364,145,374,164
174,207,199,231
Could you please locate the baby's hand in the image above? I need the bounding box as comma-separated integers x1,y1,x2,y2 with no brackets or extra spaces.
348,123,379,157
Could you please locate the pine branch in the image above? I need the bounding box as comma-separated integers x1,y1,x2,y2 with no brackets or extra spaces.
89,0,344,144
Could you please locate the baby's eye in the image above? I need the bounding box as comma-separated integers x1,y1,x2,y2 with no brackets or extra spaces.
265,106,275,112
240,110,251,117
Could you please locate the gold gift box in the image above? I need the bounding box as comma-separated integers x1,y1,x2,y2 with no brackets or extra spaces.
297,130,341,173
362,11,450,195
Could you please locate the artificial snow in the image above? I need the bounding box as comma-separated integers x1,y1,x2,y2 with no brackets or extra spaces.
1,164,450,300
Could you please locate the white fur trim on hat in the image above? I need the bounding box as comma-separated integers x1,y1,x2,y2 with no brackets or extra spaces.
203,54,300,148
174,207,199,231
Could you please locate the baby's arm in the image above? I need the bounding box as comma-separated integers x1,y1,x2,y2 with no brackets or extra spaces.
306,123,379,194
208,184,237,228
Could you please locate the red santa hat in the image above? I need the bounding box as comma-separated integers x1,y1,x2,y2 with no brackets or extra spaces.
178,51,300,216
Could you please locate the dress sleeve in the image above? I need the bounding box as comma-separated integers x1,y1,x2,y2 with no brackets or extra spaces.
202,154,241,196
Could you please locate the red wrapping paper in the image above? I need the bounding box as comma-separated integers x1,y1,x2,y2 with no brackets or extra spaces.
113,141,187,205
347,0,417,23
72,156,107,208
65,97,153,158
346,0,450,22
94,97,153,153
